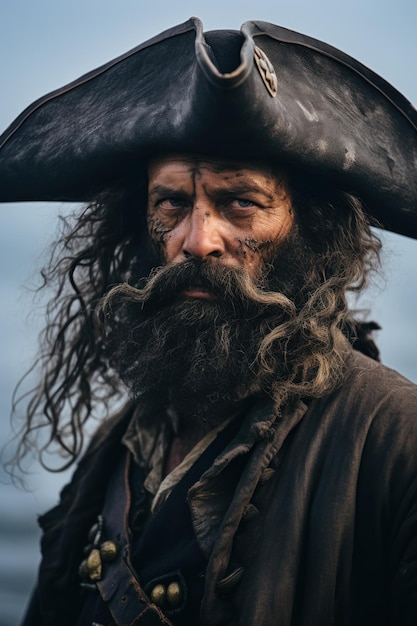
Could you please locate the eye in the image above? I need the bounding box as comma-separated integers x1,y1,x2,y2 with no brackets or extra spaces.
226,198,258,214
156,197,188,211
166,198,185,207
233,199,253,208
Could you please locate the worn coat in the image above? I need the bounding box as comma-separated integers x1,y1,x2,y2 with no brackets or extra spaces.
23,349,417,625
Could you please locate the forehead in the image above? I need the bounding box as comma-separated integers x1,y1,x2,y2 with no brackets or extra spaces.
147,154,280,184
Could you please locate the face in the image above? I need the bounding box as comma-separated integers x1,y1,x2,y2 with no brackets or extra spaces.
147,155,294,298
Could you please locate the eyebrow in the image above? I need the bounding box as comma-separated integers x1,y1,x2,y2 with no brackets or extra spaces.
212,183,268,196
148,184,190,198
148,182,272,199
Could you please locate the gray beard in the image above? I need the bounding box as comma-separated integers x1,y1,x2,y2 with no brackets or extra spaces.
99,231,318,426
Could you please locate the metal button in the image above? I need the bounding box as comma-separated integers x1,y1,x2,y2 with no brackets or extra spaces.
166,581,182,608
86,548,102,581
100,540,118,562
150,583,166,608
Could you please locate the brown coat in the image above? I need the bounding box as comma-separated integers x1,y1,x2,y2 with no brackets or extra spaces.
23,349,417,625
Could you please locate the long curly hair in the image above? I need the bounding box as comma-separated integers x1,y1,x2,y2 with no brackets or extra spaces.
10,172,382,472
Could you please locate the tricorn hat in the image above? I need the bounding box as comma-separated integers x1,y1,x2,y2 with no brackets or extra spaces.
1,17,417,238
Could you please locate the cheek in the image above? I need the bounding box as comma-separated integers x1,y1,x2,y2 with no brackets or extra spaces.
147,209,172,247
235,239,277,273
234,212,293,264
147,214,184,263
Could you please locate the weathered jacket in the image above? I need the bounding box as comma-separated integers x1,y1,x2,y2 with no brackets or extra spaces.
23,349,417,625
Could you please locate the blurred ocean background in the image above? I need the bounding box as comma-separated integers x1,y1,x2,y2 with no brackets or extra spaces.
1,1,416,624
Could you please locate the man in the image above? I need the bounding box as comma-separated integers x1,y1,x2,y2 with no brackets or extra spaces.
1,17,417,626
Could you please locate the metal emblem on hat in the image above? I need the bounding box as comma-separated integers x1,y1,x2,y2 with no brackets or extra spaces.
254,46,277,97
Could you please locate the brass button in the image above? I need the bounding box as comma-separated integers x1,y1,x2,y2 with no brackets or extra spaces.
100,540,118,562
150,583,166,608
166,581,182,608
86,548,102,581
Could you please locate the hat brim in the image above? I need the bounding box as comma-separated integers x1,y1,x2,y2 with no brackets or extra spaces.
1,17,416,238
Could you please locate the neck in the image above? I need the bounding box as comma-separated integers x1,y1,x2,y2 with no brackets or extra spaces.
163,396,250,475
163,431,205,475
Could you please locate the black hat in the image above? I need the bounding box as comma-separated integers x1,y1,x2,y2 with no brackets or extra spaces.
1,17,417,238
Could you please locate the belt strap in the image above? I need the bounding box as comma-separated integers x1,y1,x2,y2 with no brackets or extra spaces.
95,452,173,626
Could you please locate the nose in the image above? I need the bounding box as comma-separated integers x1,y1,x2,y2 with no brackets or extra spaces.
182,208,224,260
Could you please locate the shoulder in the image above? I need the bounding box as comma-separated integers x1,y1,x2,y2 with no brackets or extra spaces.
321,350,417,484
334,348,417,419
305,348,417,467
38,401,135,532
341,351,417,519
299,350,417,511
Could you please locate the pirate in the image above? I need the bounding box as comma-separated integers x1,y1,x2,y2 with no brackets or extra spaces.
2,17,417,626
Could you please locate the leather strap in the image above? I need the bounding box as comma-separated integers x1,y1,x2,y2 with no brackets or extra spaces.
95,453,174,626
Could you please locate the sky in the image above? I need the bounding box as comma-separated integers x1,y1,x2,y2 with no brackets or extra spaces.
0,1,416,623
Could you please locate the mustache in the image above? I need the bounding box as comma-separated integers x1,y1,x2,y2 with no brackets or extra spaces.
96,259,296,325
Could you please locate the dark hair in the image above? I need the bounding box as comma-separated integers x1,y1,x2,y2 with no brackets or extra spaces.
10,174,382,472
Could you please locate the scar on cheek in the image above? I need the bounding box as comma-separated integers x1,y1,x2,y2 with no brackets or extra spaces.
147,211,172,245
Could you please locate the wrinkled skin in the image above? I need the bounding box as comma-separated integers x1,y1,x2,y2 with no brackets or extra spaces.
146,155,294,298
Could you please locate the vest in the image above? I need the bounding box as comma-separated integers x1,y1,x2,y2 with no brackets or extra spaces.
76,418,242,625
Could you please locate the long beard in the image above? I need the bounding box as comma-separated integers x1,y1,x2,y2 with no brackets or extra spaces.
97,232,322,425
